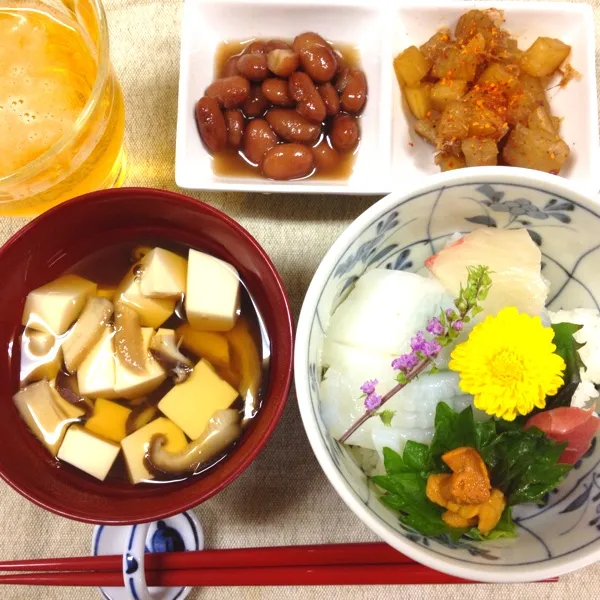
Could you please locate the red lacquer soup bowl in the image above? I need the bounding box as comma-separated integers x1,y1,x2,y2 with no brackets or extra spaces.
0,188,293,524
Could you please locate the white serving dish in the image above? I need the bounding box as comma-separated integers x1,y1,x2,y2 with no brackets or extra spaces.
392,1,599,190
294,166,600,582
175,0,599,195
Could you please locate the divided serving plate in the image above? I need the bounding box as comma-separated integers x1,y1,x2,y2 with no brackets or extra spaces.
175,0,598,195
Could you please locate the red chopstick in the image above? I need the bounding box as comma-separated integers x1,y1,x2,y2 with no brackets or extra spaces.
0,542,558,587
0,542,410,573
0,563,471,587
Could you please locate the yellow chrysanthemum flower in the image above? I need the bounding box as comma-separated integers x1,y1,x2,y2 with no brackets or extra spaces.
449,307,565,421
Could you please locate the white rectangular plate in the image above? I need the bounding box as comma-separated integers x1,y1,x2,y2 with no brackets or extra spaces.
175,0,598,195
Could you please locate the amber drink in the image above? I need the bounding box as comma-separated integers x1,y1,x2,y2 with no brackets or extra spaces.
0,0,125,215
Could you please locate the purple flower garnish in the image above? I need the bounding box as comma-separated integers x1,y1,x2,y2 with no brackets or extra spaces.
364,393,382,410
360,378,378,396
446,308,455,318
426,317,444,336
452,320,464,331
422,340,442,357
392,352,419,372
410,331,426,352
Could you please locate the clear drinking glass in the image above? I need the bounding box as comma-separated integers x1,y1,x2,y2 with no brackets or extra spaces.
0,0,125,216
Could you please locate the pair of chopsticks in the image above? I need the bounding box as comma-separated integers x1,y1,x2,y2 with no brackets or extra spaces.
0,542,476,587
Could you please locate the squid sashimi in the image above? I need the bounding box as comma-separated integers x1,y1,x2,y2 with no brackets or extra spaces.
320,368,464,450
325,269,453,356
425,228,548,317
319,268,463,452
526,407,600,464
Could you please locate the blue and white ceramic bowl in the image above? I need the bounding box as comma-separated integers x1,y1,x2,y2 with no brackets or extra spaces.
295,167,600,583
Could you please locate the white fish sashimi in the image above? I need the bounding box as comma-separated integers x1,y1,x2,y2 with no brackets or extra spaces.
326,270,454,356
426,228,548,317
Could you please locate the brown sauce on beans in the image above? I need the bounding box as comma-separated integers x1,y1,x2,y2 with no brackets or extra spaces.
210,38,363,181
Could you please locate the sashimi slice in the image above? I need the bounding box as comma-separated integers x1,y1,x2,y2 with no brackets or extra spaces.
326,269,453,356
525,407,600,464
425,228,548,317
319,366,465,448
371,424,435,459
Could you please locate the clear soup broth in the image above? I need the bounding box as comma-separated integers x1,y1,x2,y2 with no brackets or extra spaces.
15,241,269,485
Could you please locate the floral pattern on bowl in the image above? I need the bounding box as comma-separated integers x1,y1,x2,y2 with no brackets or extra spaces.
296,167,600,582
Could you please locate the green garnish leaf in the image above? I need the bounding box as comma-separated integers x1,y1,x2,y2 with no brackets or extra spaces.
371,403,573,541
403,441,430,472
379,410,396,427
479,424,571,505
374,473,467,539
428,402,478,468
545,322,586,410
396,372,408,384
466,507,517,540
382,446,407,475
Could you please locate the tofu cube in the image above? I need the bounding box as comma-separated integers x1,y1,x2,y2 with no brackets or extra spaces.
13,380,74,456
115,265,175,328
114,328,167,399
85,398,132,442
120,417,187,484
158,359,239,440
185,250,240,332
20,330,62,385
77,325,117,398
22,274,97,335
57,425,120,481
139,248,187,299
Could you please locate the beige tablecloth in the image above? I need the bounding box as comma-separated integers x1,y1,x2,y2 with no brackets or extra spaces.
0,0,599,598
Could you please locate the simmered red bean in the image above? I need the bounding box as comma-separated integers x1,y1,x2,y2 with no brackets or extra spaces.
200,35,367,181
244,40,268,54
222,56,239,77
289,72,326,123
265,108,321,143
236,53,269,81
261,78,295,107
242,84,269,118
334,68,352,94
195,97,227,152
299,45,337,83
330,113,359,152
265,39,291,52
262,144,314,180
224,109,245,149
317,82,340,116
242,119,279,164
311,139,340,172
340,69,368,113
334,50,349,74
205,76,250,109
292,31,330,54
267,49,300,78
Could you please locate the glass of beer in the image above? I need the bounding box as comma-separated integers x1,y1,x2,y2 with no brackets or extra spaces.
0,0,125,216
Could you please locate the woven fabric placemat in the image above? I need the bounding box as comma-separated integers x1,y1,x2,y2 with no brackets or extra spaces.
0,1,598,597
